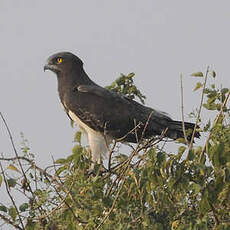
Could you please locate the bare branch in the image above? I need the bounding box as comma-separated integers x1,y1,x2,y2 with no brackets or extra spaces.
180,73,188,145
116,122,142,142
189,66,209,150
210,202,220,226
0,113,34,196
0,156,53,179
0,213,23,230
141,111,154,140
0,159,25,229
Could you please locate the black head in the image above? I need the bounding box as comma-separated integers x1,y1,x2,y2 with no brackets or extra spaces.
44,52,83,75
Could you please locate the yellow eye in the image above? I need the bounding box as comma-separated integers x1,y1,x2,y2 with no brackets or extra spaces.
57,57,63,63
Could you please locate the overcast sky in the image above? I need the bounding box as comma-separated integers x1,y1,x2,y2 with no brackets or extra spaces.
1,0,230,168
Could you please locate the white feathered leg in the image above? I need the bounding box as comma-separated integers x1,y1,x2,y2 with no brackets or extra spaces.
88,132,108,169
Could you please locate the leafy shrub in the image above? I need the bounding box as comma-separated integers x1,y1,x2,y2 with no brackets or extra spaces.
0,70,230,230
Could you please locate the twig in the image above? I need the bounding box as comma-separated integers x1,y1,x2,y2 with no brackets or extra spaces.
0,156,53,179
134,119,140,143
0,113,52,219
103,122,115,171
101,127,168,226
209,202,220,226
96,179,125,230
189,66,209,149
116,122,142,142
106,129,167,197
141,111,154,140
51,156,87,224
0,113,34,195
103,132,157,224
180,74,188,145
110,128,167,173
0,159,25,229
0,213,23,230
130,129,168,170
35,177,74,221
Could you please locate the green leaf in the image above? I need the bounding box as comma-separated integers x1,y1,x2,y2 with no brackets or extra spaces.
9,206,17,221
187,149,195,161
221,88,229,95
191,183,201,195
171,220,179,230
25,219,36,230
194,82,203,91
203,103,217,110
212,151,220,168
200,190,211,214
8,164,21,174
127,72,135,78
72,145,83,155
224,168,230,183
210,71,216,78
55,166,67,176
0,175,2,187
55,158,67,164
212,143,225,167
191,72,203,77
218,185,230,203
19,203,29,212
70,120,74,128
176,138,187,144
177,146,186,160
194,146,202,155
0,205,7,213
7,178,16,188
74,131,82,143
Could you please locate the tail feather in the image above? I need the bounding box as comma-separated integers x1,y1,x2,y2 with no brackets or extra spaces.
167,120,200,142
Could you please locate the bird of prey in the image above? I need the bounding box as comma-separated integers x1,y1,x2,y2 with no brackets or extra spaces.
44,52,200,166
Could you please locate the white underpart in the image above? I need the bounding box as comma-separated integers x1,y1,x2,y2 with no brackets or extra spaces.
68,111,110,165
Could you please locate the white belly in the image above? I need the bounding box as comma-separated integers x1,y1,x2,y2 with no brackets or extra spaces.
68,111,110,163
68,111,97,135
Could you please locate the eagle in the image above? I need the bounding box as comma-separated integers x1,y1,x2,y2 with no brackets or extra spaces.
44,52,200,167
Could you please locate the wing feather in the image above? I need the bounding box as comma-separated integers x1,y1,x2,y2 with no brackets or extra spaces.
65,84,172,143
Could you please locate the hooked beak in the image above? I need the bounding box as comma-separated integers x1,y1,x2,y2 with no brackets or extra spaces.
43,63,60,73
44,64,50,72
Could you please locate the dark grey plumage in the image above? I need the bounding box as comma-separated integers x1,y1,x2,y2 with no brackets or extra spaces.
44,52,200,163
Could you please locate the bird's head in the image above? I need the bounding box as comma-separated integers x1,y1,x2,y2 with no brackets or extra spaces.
44,52,83,75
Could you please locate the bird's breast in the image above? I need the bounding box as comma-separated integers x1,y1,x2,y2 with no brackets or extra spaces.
68,110,97,135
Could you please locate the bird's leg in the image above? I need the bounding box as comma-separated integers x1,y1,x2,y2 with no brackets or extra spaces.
86,133,108,176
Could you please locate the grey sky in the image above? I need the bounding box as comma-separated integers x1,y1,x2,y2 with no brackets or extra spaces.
0,0,230,168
